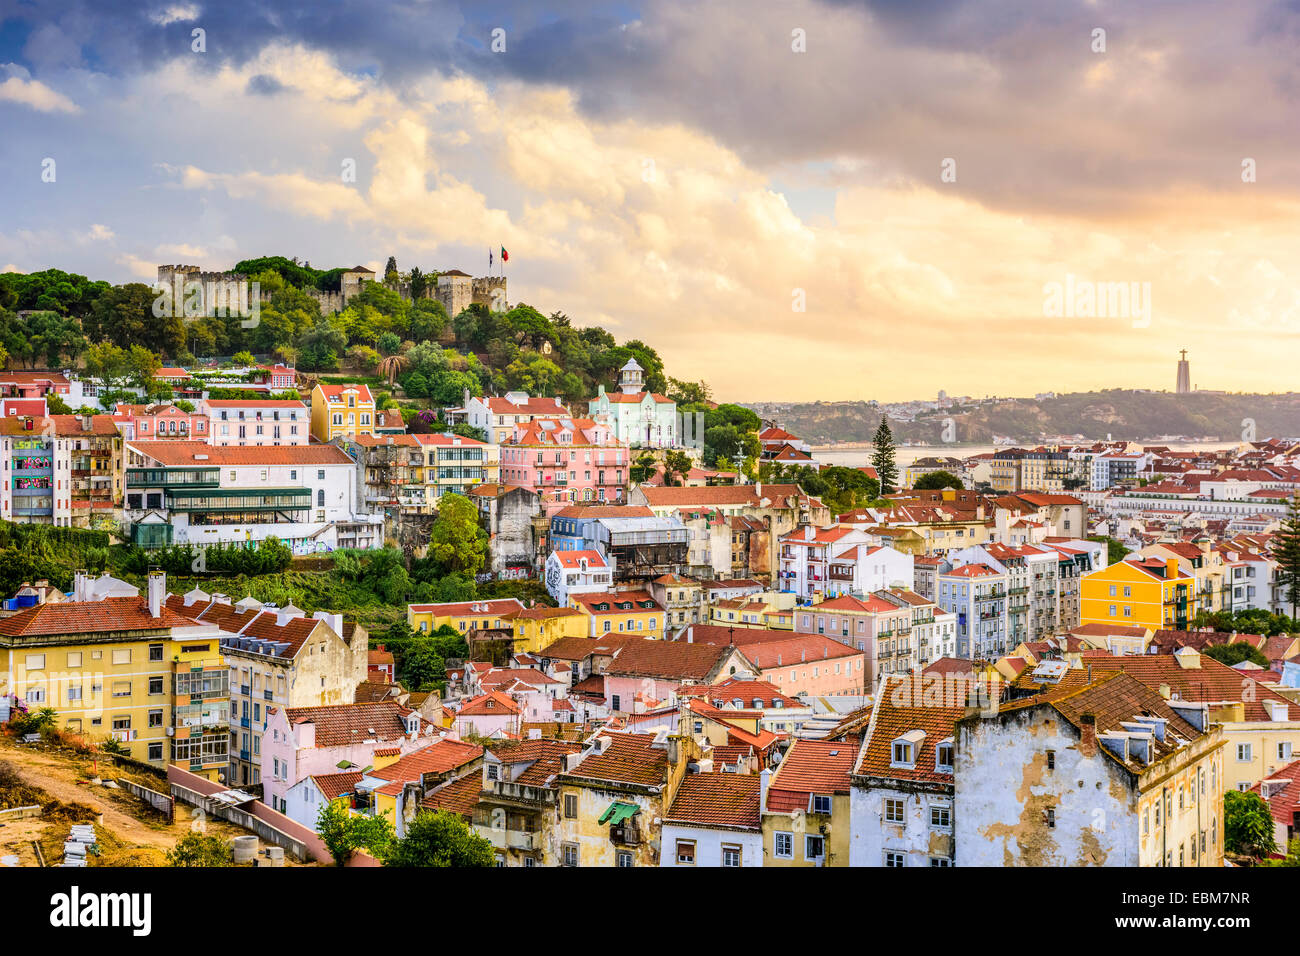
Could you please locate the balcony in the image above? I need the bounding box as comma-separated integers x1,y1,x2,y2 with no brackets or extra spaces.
479,827,538,851
610,823,642,846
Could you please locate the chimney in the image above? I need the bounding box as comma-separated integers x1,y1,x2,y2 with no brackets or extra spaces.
686,626,693,644
81,413,93,432
1158,682,1171,699
147,570,165,618
73,568,88,603
759,767,771,812
1078,712,1097,757
1165,558,1179,580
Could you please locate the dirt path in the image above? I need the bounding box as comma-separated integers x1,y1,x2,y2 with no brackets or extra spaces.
2,744,182,851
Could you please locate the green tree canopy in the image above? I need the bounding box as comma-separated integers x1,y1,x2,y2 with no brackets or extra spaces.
384,809,494,867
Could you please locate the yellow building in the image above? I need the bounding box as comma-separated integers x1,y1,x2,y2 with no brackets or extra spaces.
1139,542,1231,614
311,383,376,443
407,598,526,635
503,605,589,655
413,432,498,506
762,738,854,866
0,574,230,781
1080,557,1198,631
569,590,667,638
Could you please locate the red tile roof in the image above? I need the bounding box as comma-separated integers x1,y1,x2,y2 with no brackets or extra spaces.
855,676,965,784
281,701,430,748
310,771,364,801
766,739,855,811
369,739,483,782
0,596,199,637
665,772,761,829
129,440,353,466
563,732,668,788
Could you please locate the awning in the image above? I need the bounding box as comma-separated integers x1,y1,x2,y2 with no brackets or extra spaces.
597,801,640,826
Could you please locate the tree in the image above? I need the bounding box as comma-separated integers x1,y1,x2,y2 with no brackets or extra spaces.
401,637,446,692
914,470,964,490
409,267,429,302
871,416,899,496
167,833,234,867
385,809,494,867
231,350,255,366
1275,493,1300,622
629,451,657,484
317,799,396,865
427,494,488,576
667,377,712,406
1203,642,1270,668
1223,790,1278,857
663,450,694,487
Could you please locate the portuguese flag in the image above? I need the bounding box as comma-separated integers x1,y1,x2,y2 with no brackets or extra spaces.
501,246,509,262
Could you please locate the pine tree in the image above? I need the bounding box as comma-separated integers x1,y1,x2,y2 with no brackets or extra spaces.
1275,492,1300,622
871,416,898,496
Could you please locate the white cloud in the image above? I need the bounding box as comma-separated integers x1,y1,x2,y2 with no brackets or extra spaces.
0,67,79,113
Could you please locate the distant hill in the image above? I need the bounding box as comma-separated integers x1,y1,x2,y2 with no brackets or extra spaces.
747,390,1300,445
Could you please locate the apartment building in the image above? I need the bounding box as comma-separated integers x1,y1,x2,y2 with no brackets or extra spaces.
0,414,123,529
466,391,570,445
1080,557,1198,631
124,441,382,551
499,417,629,514
112,402,210,442
165,591,368,787
936,563,1008,660
0,572,230,780
204,400,309,446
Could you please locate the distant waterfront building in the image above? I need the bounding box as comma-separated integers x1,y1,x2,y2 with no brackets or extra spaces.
1176,349,1191,394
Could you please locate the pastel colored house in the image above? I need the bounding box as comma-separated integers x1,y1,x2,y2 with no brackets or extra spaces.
661,771,763,867
205,399,309,446
499,417,629,514
311,383,376,442
407,598,525,635
112,402,210,442
453,691,523,738
569,589,666,637
261,700,439,814
587,359,677,448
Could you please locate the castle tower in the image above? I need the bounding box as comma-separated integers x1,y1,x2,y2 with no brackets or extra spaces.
618,358,644,395
1176,349,1191,394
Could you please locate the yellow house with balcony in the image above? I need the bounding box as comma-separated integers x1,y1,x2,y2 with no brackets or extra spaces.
1080,557,1198,631
0,574,230,781
568,590,666,638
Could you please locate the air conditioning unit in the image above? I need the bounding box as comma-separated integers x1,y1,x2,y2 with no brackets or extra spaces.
165,727,174,736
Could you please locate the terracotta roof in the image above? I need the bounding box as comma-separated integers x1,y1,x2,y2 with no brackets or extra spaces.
316,382,374,403
555,504,654,519
0,596,199,637
606,640,741,682
129,440,353,466
419,773,483,821
726,634,860,669
369,739,483,782
766,739,855,811
281,701,428,748
1250,759,1300,828
855,676,965,784
310,771,363,801
569,590,663,615
664,772,761,829
164,596,325,657
552,550,608,569
1085,654,1294,722
457,691,523,716
408,598,525,617
563,732,668,788
487,738,581,787
679,678,802,709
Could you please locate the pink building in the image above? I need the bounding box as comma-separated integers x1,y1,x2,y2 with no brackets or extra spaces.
686,624,866,698
0,371,70,398
452,691,523,738
204,399,309,446
261,701,440,813
112,402,210,441
499,417,628,514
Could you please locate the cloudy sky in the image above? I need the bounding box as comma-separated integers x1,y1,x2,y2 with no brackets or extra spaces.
2,0,1299,401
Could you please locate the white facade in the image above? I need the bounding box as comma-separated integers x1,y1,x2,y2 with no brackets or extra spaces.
587,360,678,449
849,783,955,868
659,823,763,867
204,401,310,446
543,550,613,605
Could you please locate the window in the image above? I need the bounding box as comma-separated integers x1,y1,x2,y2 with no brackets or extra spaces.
805,835,825,862
66,651,82,668
148,709,163,728
930,805,952,829
935,740,953,771
774,831,793,859
112,649,131,665
1046,749,1055,770
617,851,633,868
892,742,914,766
148,742,163,761
812,794,832,814
722,845,742,867
884,851,905,867
148,676,164,695
929,857,952,867
24,654,44,670
1237,743,1252,762
1280,742,1293,761
1045,807,1056,829
563,844,579,867
149,643,164,661
111,680,131,698
884,798,905,823
564,794,578,819
676,840,696,864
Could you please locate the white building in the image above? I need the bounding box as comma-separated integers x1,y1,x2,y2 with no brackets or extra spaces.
124,441,383,552
936,563,1008,660
543,549,613,605
660,770,764,868
849,674,962,867
777,525,913,600
465,391,569,445
587,359,678,448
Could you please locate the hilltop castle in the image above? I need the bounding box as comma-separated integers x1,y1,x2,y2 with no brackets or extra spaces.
156,263,507,318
